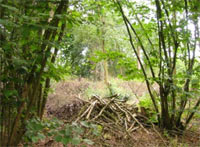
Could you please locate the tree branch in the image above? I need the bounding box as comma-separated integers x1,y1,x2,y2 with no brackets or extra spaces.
116,0,160,122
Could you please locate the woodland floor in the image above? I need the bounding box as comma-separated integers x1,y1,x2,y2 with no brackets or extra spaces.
37,78,200,147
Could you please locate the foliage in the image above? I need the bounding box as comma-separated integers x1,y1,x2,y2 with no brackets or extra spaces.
60,0,133,79
139,94,158,123
0,0,81,145
107,78,135,101
84,78,135,102
23,118,102,146
59,26,95,77
85,82,110,98
116,0,200,131
0,0,200,145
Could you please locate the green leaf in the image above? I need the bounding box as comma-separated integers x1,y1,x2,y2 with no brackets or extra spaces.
91,124,102,136
37,133,46,140
34,123,44,131
67,21,73,29
3,89,18,98
0,4,19,12
59,129,65,135
47,132,53,137
61,137,71,145
80,121,90,128
71,137,81,145
31,136,39,143
72,126,83,134
54,135,63,142
88,16,94,22
65,126,72,136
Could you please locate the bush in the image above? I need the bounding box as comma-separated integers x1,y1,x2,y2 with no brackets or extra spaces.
138,94,158,123
23,118,102,146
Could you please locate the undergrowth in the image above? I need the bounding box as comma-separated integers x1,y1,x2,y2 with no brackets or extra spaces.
23,117,102,146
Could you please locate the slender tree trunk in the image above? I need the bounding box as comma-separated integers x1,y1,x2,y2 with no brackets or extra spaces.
101,15,109,85
40,20,67,119
137,46,141,70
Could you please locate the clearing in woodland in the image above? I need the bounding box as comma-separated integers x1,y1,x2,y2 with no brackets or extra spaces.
40,78,200,147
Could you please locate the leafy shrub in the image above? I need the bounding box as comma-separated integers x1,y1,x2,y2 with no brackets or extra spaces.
85,83,110,98
85,78,135,102
23,118,102,146
138,94,158,123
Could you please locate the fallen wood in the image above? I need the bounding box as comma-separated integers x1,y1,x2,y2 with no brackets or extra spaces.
47,94,154,142
75,94,149,136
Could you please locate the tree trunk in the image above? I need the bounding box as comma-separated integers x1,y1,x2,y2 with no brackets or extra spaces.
101,15,109,85
137,46,141,70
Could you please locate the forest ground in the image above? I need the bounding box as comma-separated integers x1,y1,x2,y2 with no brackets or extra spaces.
40,78,200,147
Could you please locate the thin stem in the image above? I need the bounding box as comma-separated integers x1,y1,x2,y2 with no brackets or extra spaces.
116,0,160,123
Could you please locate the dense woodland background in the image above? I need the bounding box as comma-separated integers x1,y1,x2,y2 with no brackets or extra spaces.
0,0,200,146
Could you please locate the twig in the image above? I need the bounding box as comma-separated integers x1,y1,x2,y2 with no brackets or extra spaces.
75,102,95,122
137,114,167,146
127,121,136,132
130,126,139,132
125,118,128,131
114,103,130,122
127,110,150,134
93,98,115,120
86,100,97,119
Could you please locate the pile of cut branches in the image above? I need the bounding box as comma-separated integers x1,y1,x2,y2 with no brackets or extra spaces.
75,95,149,136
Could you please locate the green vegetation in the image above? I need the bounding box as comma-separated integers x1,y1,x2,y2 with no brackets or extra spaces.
23,118,101,146
85,78,135,101
0,0,200,146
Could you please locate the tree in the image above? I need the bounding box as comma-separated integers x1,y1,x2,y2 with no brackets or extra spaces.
116,0,200,131
61,0,135,81
0,0,71,145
